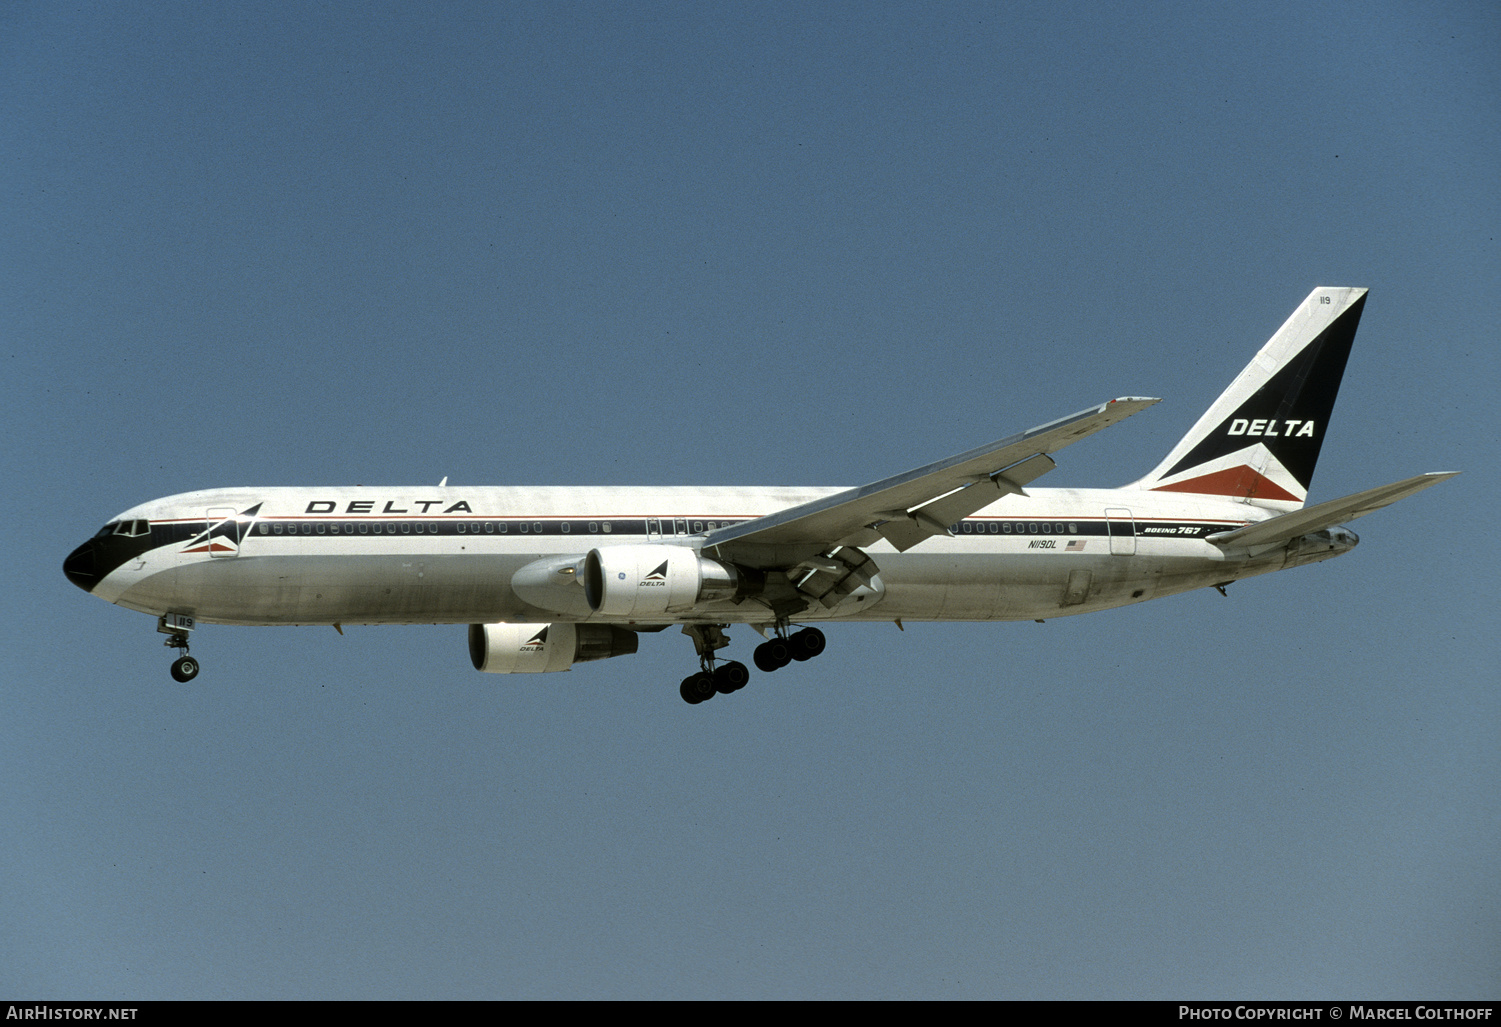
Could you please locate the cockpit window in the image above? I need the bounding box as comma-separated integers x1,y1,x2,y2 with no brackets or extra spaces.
112,519,150,538
96,522,119,537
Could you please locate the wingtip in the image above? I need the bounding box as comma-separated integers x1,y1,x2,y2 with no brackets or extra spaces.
1105,396,1162,411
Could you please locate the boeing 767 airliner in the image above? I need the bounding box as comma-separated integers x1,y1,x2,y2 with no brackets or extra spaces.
64,288,1455,704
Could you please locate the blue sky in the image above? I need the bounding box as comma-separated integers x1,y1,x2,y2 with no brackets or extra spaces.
3,1,1497,999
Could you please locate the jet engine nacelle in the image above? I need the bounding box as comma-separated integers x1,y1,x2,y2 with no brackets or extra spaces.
583,545,751,617
468,622,639,673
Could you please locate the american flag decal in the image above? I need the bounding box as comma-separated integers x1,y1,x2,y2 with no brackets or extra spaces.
1066,540,1087,552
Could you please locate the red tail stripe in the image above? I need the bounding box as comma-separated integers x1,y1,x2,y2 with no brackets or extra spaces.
1151,465,1300,502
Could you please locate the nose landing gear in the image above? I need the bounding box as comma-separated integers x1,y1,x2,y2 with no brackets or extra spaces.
158,614,200,682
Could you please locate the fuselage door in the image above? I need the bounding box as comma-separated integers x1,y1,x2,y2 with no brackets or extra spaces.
647,518,662,541
1105,508,1135,556
206,506,241,557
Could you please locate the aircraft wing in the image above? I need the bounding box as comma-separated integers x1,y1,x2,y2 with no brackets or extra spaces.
704,397,1159,563
1206,471,1458,549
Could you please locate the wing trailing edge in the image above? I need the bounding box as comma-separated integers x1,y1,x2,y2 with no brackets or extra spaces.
705,396,1159,562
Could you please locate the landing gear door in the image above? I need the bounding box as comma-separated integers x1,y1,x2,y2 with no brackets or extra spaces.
1105,508,1135,556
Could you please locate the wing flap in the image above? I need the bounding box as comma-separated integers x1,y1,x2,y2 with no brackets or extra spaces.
876,453,1059,552
705,397,1158,562
1206,472,1458,548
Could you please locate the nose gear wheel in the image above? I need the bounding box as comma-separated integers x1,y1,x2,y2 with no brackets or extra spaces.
162,630,200,682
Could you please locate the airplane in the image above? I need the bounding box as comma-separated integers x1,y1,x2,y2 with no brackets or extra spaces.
64,287,1455,704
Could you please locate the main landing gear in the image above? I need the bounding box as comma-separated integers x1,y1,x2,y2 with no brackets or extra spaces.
678,624,826,705
158,614,200,682
678,660,751,705
752,626,825,672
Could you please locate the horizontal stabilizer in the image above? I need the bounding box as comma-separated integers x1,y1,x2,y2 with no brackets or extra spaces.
1206,472,1458,548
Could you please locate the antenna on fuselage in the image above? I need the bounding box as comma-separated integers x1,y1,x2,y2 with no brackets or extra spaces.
438,476,448,487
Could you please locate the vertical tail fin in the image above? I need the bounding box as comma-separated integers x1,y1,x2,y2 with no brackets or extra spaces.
1128,287,1367,510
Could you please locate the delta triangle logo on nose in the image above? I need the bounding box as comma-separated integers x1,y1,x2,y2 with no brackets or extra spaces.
181,503,263,555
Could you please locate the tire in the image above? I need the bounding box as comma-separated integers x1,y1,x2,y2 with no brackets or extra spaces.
768,639,792,669
714,661,750,693
171,656,200,682
754,640,791,673
790,627,826,661
685,672,716,702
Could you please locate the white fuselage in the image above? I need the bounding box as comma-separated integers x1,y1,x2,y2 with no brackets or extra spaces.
83,484,1346,628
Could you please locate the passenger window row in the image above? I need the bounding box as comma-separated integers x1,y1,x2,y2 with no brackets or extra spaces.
249,518,745,537
952,521,1081,535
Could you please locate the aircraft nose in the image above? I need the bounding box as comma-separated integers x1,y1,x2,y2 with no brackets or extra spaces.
63,542,98,592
